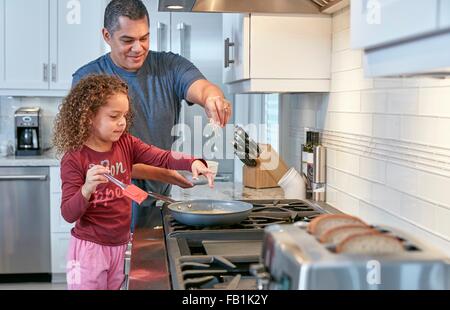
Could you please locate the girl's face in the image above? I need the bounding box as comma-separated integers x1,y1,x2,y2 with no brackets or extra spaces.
90,93,129,144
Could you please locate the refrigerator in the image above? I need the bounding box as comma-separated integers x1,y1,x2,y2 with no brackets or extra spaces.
144,0,234,179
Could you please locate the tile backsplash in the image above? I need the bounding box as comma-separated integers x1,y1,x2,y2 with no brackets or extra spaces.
326,8,450,256
281,7,450,255
0,96,62,151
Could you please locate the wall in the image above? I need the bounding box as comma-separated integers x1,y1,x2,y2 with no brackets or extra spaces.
0,96,61,152
281,7,450,255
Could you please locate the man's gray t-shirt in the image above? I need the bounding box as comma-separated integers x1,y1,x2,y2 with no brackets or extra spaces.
72,51,205,197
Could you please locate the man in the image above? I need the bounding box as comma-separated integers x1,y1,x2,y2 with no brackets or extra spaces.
72,0,232,226
72,0,231,193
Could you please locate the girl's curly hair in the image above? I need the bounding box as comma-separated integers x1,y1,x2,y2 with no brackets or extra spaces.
52,74,132,155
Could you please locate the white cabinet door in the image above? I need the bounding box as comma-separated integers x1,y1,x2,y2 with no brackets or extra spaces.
3,0,49,89
351,0,439,49
250,14,331,79
49,0,104,90
51,233,71,274
143,0,171,52
440,0,450,29
51,192,75,233
223,13,250,84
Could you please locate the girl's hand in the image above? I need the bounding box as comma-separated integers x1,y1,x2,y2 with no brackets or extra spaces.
81,165,110,199
191,160,215,188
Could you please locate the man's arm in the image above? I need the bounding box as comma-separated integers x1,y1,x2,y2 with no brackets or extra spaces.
132,164,193,189
186,79,232,127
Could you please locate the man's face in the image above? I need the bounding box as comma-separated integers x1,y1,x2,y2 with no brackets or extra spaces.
103,16,150,72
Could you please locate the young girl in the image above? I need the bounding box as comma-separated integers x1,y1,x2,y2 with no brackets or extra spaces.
53,74,213,290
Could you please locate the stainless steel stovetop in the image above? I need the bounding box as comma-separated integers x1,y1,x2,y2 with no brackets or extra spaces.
162,199,332,290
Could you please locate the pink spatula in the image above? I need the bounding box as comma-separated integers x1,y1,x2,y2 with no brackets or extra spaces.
103,173,148,204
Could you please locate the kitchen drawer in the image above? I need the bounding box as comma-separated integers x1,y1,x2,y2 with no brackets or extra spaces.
51,232,71,274
50,192,74,233
50,166,61,193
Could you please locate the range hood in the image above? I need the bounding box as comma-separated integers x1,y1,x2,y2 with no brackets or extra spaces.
158,0,348,14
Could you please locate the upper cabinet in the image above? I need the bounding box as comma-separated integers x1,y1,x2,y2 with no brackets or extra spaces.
2,0,50,91
351,0,450,78
0,0,105,96
351,0,439,49
223,13,331,94
49,0,104,90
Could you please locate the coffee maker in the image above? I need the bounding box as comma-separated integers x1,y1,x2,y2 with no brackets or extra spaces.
15,107,42,156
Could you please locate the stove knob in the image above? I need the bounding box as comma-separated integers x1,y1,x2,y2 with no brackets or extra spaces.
250,264,271,290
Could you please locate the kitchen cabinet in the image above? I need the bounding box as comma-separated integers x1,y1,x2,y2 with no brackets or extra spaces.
351,0,450,78
0,0,105,96
222,13,331,93
143,0,234,177
49,166,73,281
351,0,439,50
441,0,450,29
2,0,50,91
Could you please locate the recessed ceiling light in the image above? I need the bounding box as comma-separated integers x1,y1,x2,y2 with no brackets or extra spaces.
166,5,184,10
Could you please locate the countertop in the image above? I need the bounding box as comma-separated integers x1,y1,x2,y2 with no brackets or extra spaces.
0,150,60,166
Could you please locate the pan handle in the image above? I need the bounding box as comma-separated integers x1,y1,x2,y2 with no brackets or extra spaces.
147,191,178,204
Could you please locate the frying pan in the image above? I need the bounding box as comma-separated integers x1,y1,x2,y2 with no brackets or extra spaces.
148,191,253,226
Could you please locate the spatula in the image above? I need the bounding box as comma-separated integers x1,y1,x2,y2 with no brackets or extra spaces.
103,173,148,204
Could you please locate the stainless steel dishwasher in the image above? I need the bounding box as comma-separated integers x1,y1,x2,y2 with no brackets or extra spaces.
0,166,50,274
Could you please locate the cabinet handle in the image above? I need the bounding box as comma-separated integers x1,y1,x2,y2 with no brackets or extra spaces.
0,175,48,181
51,63,57,82
177,22,187,58
224,38,235,68
43,63,49,82
157,22,165,52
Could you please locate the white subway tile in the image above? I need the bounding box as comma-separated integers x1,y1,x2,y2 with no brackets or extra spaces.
328,91,361,113
370,183,403,215
336,190,360,216
331,69,373,92
332,29,350,52
419,87,450,118
387,89,419,115
326,185,338,207
333,8,350,33
361,90,387,113
327,166,336,186
435,206,450,238
359,156,386,184
385,163,419,196
326,148,337,169
373,78,404,89
335,150,360,175
400,116,440,146
436,119,450,149
359,201,450,255
373,114,401,140
332,49,363,73
401,194,436,229
418,171,450,208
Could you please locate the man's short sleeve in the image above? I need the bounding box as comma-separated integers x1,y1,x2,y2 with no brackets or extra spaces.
168,53,205,102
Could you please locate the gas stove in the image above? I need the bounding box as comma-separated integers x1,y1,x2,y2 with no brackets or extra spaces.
162,199,331,290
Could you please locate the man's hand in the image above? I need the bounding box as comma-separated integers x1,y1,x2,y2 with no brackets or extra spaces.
132,164,194,188
186,79,232,127
204,96,232,127
191,160,214,188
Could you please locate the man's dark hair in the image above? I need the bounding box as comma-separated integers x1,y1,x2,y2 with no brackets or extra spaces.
104,0,149,34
